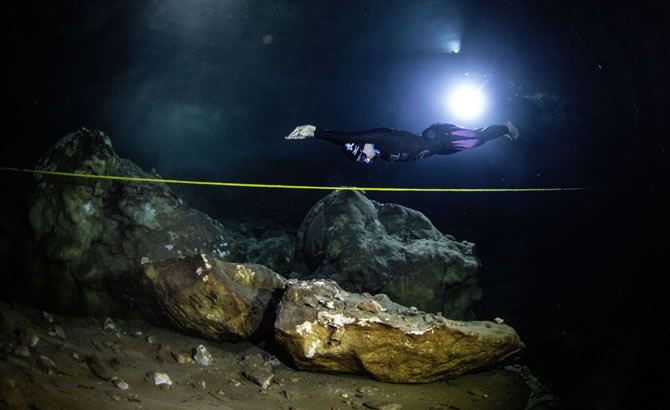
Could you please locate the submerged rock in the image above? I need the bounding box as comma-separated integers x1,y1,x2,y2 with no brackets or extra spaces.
142,254,286,341
274,279,524,383
192,344,213,366
294,190,482,319
27,128,242,316
145,371,172,388
239,233,294,276
240,353,275,390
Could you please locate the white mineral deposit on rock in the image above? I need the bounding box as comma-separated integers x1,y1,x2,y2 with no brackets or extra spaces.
296,321,313,335
52,324,67,339
111,376,129,390
42,311,54,323
200,253,212,269
193,344,213,366
146,371,172,387
103,318,118,332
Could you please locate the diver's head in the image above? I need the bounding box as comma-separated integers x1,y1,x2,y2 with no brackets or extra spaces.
422,128,437,139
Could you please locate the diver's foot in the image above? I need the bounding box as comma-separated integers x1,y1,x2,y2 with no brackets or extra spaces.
504,121,519,140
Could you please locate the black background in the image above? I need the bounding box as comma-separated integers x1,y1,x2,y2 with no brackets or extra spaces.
4,1,666,408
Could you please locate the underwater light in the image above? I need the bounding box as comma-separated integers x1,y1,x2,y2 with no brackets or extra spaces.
447,83,486,121
446,39,461,54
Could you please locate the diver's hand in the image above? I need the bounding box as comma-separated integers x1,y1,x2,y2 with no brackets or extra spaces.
285,125,316,140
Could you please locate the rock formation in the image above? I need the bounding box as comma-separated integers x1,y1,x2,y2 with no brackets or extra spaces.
142,254,286,341
293,190,482,319
19,129,526,385
275,279,524,383
27,128,243,316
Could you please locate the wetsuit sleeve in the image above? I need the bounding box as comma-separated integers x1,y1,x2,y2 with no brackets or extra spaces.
313,128,396,145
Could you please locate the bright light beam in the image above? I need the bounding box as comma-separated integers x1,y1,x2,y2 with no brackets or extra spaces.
447,84,486,121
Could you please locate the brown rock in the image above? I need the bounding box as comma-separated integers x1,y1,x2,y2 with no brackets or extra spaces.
240,353,275,389
143,254,286,341
17,328,39,347
36,355,57,375
0,377,30,410
363,401,402,410
85,354,110,380
274,279,525,383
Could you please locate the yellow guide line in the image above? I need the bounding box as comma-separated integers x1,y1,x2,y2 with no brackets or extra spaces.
0,166,590,192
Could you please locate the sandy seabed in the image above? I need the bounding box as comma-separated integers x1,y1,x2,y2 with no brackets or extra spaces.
0,301,530,410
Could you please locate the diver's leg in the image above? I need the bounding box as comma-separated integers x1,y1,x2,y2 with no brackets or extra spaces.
471,123,519,141
434,123,517,152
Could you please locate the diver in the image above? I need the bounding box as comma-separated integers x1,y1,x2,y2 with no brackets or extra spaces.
285,122,519,163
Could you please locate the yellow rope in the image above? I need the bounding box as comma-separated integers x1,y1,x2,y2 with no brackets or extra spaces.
0,166,590,192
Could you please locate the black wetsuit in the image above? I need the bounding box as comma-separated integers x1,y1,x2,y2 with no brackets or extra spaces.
315,123,510,161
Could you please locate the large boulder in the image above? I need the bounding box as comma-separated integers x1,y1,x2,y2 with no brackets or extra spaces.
293,190,481,319
27,128,243,316
274,279,525,383
233,228,295,276
142,254,286,341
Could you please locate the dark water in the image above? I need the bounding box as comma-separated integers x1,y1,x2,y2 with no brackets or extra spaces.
4,1,665,408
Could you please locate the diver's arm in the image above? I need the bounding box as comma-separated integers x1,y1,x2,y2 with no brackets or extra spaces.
286,125,399,144
315,129,372,145
314,127,399,145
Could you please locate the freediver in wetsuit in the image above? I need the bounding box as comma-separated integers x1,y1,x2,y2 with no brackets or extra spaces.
285,122,519,163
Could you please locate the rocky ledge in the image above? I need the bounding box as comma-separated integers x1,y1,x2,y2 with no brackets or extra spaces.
275,279,525,383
